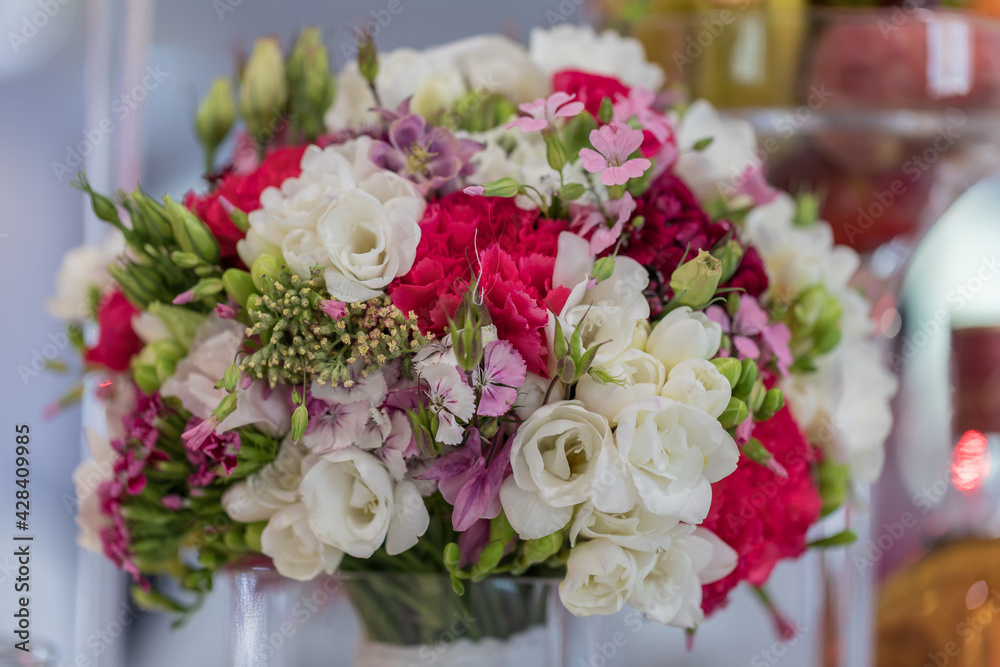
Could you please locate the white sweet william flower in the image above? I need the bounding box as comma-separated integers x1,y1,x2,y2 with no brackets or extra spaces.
575,350,666,424
529,24,664,90
559,538,648,617
73,430,116,553
569,501,681,553
673,99,758,204
659,358,732,419
237,139,425,302
420,362,476,445
47,230,124,322
223,437,308,523
600,396,739,522
324,36,546,129
627,527,738,628
299,448,429,559
645,306,722,373
499,400,615,539
260,503,344,581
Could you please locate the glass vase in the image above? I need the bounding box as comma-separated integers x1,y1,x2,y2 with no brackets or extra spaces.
227,564,624,667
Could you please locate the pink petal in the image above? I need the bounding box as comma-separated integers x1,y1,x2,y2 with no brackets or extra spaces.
506,117,548,133
590,220,624,255
704,305,731,333
477,384,519,417
555,101,585,118
452,459,491,531
762,323,793,376
588,127,613,156
464,185,485,196
733,335,760,360
518,98,546,116
600,166,632,186
483,340,527,388
172,290,194,305
733,294,769,336
579,148,608,174
616,126,646,157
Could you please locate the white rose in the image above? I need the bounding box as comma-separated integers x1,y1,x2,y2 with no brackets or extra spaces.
673,100,757,203
300,448,428,558
223,437,307,523
603,396,739,522
660,358,732,419
569,501,680,553
47,231,124,322
73,430,116,552
238,142,424,302
645,306,722,373
529,25,664,90
261,503,344,581
559,539,648,617
513,371,549,420
627,527,737,628
499,400,615,539
575,350,666,424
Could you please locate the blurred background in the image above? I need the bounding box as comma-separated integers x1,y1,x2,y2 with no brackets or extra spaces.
2,0,999,665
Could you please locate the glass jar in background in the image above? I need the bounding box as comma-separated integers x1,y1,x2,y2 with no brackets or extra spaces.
876,326,1000,666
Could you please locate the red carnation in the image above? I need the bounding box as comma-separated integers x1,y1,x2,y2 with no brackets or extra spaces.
700,403,822,617
183,145,307,259
84,290,144,372
389,193,568,376
552,70,630,117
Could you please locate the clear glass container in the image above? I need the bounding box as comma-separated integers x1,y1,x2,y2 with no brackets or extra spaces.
227,564,625,667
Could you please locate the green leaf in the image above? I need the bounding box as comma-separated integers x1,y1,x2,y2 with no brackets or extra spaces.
692,137,714,151
808,530,857,549
559,183,586,201
561,111,597,159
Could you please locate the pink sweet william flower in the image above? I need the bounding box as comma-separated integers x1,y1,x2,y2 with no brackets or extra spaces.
572,192,637,255
474,340,527,417
417,428,512,532
319,299,348,320
579,122,651,186
421,362,476,445
506,92,585,133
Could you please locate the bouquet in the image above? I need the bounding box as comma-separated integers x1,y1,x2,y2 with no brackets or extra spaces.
54,23,896,642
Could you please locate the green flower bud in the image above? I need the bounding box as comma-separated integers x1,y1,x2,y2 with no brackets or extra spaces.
196,77,236,155
244,522,266,551
523,531,563,564
712,239,745,283
480,177,521,198
755,388,785,422
794,191,821,227
356,32,379,84
590,256,615,284
443,542,461,571
154,356,177,383
228,207,250,233
748,381,767,413
191,277,224,301
222,268,256,307
290,404,309,442
544,132,568,172
132,364,161,395
251,254,283,291
212,392,239,421
73,174,121,227
108,264,157,307
556,355,576,384
597,97,614,124
669,249,722,309
552,317,569,360
131,190,174,242
149,339,186,365
490,513,516,545
710,357,742,388
171,251,202,269
817,460,849,517
240,37,289,141
163,195,220,264
733,358,758,398
719,397,749,429
560,183,586,201
741,437,787,477
287,28,322,88
223,365,241,393
148,302,206,349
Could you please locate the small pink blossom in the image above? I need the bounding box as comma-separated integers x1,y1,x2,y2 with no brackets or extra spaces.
181,416,219,450
505,92,585,133
612,86,673,144
707,295,793,376
319,299,348,320
162,495,182,511
573,192,637,255
579,122,651,186
474,340,527,417
172,289,194,305
463,185,485,196
733,164,778,206
215,302,237,319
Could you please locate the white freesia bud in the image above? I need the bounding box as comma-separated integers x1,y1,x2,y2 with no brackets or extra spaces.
627,527,738,628
645,306,722,373
559,539,649,617
260,503,344,581
299,448,428,558
499,400,615,539
598,396,739,522
660,358,732,419
575,350,666,424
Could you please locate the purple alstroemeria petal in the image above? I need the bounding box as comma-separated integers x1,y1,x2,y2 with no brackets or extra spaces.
452,458,492,531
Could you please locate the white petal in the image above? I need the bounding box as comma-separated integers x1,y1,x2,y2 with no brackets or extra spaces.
386,481,430,555
499,477,573,539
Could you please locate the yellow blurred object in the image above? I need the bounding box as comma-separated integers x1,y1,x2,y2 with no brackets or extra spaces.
623,0,807,108
971,0,1000,18
876,538,1000,667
